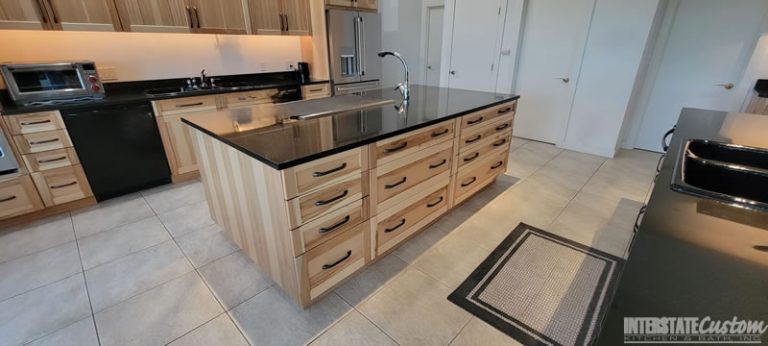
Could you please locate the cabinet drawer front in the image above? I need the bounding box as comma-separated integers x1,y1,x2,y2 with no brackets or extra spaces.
301,83,331,100
377,147,452,203
375,120,455,165
284,148,362,199
292,200,365,256
224,89,277,108
304,222,368,300
454,151,508,204
14,130,73,154
458,133,511,170
5,111,65,135
460,101,517,131
0,175,44,220
377,187,448,252
289,174,363,228
23,148,80,172
31,164,92,207
154,95,218,115
458,115,514,151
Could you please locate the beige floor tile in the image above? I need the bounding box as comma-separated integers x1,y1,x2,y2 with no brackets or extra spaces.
26,317,99,346
310,310,396,346
359,268,471,346
141,180,206,214
198,251,273,310
71,194,155,238
450,318,521,346
508,137,530,151
521,141,563,158
176,223,239,268
158,201,215,238
581,167,652,203
78,216,170,270
95,271,223,346
168,313,248,346
0,241,81,302
412,232,492,289
391,223,451,264
336,253,409,306
0,214,74,264
505,147,553,180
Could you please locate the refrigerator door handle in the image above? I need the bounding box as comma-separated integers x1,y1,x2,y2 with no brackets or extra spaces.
355,16,364,77
359,16,366,76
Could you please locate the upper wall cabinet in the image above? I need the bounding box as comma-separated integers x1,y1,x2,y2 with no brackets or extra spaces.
46,0,121,31
114,0,191,33
188,0,247,34
248,0,310,36
0,0,50,30
325,0,377,12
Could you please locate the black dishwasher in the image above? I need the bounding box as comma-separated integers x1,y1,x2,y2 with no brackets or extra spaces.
61,102,171,201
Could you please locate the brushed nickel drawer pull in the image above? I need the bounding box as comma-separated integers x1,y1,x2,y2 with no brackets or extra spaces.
429,159,447,169
465,135,482,144
50,181,77,189
461,177,477,187
493,138,507,147
467,117,484,125
384,141,408,153
314,190,349,206
20,119,52,126
309,88,324,92
322,250,352,270
384,177,407,189
754,245,768,253
312,163,347,177
38,156,68,164
0,196,17,203
427,196,444,208
319,215,351,234
496,123,511,131
491,161,504,170
176,102,204,108
384,218,406,233
431,128,449,137
497,107,513,114
30,138,59,145
464,152,480,162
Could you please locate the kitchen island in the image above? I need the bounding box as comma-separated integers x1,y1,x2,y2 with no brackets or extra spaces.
183,85,520,307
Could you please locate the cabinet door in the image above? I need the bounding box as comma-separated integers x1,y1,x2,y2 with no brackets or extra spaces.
114,0,191,33
355,0,377,11
0,0,50,30
159,114,199,176
325,0,353,8
46,0,120,31
189,0,246,34
248,0,282,34
0,175,44,220
281,0,310,35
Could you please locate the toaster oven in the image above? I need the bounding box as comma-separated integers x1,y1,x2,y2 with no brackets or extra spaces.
0,61,105,106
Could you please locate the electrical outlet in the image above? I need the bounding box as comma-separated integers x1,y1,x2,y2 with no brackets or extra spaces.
286,62,294,71
99,67,118,81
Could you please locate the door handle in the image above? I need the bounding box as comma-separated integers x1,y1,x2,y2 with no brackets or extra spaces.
46,0,58,24
450,70,457,76
557,77,570,83
716,83,735,90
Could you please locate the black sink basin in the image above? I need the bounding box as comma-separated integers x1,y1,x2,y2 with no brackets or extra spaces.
672,139,768,209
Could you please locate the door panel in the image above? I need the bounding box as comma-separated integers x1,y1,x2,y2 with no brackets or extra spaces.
190,0,246,34
634,0,768,151
47,0,119,31
0,0,50,30
513,0,595,143
248,0,281,34
359,11,382,81
115,0,191,33
282,0,310,35
423,5,444,87
328,9,361,84
447,0,505,92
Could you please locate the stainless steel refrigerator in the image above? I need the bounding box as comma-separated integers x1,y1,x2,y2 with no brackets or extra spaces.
327,9,382,95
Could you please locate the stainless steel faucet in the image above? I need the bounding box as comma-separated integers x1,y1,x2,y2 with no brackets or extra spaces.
199,69,209,88
378,51,410,102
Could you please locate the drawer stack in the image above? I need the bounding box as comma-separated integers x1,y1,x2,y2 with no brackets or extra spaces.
6,111,93,208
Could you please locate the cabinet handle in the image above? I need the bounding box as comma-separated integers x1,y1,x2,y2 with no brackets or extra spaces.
284,14,289,31
0,195,17,203
193,7,201,29
38,156,67,164
634,205,647,233
465,135,482,144
30,138,59,145
20,119,52,126
461,177,477,187
431,128,449,138
497,107,513,115
176,102,204,108
319,215,351,234
384,177,407,189
186,6,193,28
35,0,47,24
322,250,352,270
427,196,444,208
491,161,504,170
309,88,323,92
463,152,480,162
429,159,447,169
46,0,58,23
493,138,507,147
314,189,349,206
495,123,510,131
384,141,408,153
384,218,406,233
753,245,768,253
467,117,483,125
312,163,347,177
662,127,675,152
50,181,77,190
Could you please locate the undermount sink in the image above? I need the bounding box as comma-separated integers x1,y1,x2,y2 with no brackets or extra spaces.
672,139,768,209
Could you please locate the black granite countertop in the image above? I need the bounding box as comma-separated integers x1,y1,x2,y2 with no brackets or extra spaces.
597,108,768,344
0,71,328,115
182,85,519,170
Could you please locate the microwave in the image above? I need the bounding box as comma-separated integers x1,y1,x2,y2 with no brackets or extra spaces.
0,61,105,106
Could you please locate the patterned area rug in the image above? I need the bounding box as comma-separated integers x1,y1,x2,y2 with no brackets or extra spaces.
448,223,624,346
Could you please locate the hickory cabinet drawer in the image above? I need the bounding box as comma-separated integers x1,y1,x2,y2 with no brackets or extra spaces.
376,186,448,255
460,100,517,131
458,133,511,170
287,174,363,229
31,164,92,207
13,130,73,154
377,146,452,204
374,120,455,165
154,95,218,115
454,151,508,205
224,89,277,108
300,222,369,300
4,111,65,135
283,148,362,199
458,115,514,151
0,175,44,220
301,83,331,100
23,148,80,173
291,199,366,256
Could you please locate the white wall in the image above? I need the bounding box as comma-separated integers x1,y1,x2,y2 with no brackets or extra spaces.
380,0,424,88
561,0,661,157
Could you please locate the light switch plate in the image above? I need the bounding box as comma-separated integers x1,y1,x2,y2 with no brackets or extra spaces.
99,67,119,81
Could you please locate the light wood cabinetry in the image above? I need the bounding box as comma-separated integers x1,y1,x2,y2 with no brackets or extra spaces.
301,83,331,100
223,89,277,109
46,0,121,31
325,0,377,11
114,0,191,33
23,148,80,172
187,0,247,34
13,130,73,154
0,0,50,30
31,164,92,206
0,176,44,219
248,0,311,35
4,110,65,135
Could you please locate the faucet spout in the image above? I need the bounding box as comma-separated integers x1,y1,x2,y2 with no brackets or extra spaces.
378,51,410,101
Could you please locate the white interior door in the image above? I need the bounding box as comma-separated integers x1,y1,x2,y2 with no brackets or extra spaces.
421,2,445,87
633,0,768,152
512,0,596,144
445,0,506,92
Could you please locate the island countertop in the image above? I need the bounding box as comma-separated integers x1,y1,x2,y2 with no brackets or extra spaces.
182,85,520,170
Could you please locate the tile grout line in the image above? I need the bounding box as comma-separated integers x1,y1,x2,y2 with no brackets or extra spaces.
446,317,474,346
69,211,103,346
329,292,402,346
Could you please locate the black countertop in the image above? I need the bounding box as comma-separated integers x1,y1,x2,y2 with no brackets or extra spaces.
597,108,768,344
182,85,519,170
0,71,328,115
